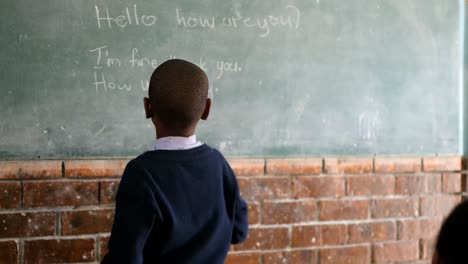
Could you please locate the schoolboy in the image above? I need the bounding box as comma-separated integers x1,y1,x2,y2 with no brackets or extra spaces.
101,59,249,264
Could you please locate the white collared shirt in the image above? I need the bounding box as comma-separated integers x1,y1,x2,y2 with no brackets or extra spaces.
154,135,203,150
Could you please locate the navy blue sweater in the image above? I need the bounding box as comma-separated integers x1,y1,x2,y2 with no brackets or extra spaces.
101,144,248,264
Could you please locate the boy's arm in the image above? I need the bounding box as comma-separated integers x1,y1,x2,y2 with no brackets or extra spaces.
223,159,249,244
101,161,158,264
231,194,249,244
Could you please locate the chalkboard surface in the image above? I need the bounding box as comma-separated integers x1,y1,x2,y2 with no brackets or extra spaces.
0,0,463,158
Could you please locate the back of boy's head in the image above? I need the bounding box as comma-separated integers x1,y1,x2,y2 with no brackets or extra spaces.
149,59,209,130
435,200,468,264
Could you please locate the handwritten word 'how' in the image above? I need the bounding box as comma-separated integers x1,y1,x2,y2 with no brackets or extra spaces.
93,72,133,93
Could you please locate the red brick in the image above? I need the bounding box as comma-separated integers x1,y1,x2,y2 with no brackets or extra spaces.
234,227,289,251
427,174,443,192
395,174,441,195
263,200,316,224
62,209,114,235
394,174,424,195
319,200,369,221
292,225,321,247
423,156,463,172
292,224,347,247
248,202,260,225
424,173,442,194
0,181,21,209
100,180,120,204
420,195,461,217
321,224,348,245
225,253,261,264
0,241,18,264
99,236,109,261
464,174,468,192
375,157,421,173
319,246,370,264
263,250,318,264
397,219,419,240
348,221,396,243
371,197,418,218
324,158,373,174
238,177,290,201
23,181,99,208
421,238,436,260
24,238,95,263
398,218,442,240
294,175,345,198
0,160,62,179
266,159,322,175
0,212,55,238
373,241,419,263
347,175,394,196
65,159,129,178
442,173,463,193
228,159,264,176
420,217,444,239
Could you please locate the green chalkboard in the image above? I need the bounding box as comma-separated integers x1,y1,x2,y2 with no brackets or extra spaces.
0,0,463,158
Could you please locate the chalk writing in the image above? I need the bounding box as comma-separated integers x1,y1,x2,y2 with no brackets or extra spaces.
89,46,121,69
175,5,301,37
89,2,305,92
90,46,229,72
90,49,244,94
216,60,242,79
93,72,133,93
141,80,149,91
196,57,208,71
93,4,301,38
95,5,157,29
176,9,216,29
129,48,158,69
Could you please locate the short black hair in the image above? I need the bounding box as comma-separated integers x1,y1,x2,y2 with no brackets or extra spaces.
149,59,209,130
435,199,468,264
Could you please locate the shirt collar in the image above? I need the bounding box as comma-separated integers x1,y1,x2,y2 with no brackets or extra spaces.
154,135,202,150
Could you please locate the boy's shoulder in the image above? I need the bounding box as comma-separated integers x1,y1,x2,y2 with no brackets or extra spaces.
122,145,233,181
130,144,228,166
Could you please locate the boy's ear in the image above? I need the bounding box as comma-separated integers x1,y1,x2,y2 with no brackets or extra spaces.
143,97,153,119
201,98,211,121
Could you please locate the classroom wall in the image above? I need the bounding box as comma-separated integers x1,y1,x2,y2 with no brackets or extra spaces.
0,157,465,264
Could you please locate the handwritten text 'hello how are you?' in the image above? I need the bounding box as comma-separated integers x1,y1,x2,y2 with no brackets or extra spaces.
94,5,301,37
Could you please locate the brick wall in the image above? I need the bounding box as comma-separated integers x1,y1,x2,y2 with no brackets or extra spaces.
0,156,465,264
